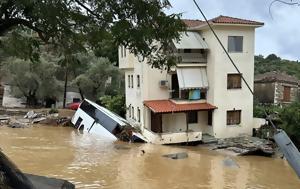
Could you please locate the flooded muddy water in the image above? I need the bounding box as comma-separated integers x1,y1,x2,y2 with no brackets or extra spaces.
0,126,299,189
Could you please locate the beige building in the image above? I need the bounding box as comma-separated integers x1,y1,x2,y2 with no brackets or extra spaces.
119,15,264,144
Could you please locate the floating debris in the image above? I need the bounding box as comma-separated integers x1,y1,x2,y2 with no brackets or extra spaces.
163,152,188,160
223,157,239,168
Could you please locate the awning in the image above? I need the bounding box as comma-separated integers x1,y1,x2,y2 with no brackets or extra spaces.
144,100,217,113
172,32,209,49
176,67,208,90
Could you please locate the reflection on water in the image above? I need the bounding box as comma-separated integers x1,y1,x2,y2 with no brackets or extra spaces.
0,126,299,189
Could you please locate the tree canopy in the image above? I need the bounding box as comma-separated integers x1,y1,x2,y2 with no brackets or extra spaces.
255,54,300,79
0,0,186,68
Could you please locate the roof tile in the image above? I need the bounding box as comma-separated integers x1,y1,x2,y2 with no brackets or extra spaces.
144,100,217,113
182,15,263,28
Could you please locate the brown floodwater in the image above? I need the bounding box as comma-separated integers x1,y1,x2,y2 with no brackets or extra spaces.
0,126,300,189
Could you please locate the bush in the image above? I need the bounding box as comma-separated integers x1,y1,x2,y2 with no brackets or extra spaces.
278,103,300,140
49,108,59,114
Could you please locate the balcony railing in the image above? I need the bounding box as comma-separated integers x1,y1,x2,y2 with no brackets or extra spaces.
175,53,207,64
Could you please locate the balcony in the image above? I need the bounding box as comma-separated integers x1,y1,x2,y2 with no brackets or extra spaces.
175,53,207,64
143,128,202,144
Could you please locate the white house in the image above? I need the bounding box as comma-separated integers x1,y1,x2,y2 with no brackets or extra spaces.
119,15,264,144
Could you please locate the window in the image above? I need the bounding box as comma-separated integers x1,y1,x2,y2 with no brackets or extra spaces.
137,75,140,88
121,46,123,57
131,75,134,88
132,106,134,119
128,75,130,88
227,110,241,125
228,36,243,52
208,111,212,126
137,108,141,122
283,86,291,102
188,111,198,124
128,105,131,117
227,74,242,89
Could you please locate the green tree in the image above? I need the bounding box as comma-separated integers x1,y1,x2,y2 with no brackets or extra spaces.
100,95,126,117
255,54,300,78
278,102,300,147
0,0,185,68
1,56,62,106
73,57,124,100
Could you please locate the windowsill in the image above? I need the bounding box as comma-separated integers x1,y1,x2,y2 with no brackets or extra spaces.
227,88,242,90
226,124,241,127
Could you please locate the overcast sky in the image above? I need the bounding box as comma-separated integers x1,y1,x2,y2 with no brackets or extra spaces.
166,0,300,61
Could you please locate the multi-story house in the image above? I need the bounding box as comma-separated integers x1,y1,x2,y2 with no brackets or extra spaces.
119,15,264,144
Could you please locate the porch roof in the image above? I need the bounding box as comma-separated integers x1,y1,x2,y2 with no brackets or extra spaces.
144,100,217,113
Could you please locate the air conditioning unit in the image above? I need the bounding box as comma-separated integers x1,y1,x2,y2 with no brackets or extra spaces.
159,80,168,88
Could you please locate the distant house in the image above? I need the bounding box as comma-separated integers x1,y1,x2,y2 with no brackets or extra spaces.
254,72,300,105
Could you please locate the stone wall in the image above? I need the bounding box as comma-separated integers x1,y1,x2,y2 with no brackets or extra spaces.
274,82,298,104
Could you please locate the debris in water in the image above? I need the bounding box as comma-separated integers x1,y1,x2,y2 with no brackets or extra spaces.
114,144,131,150
223,157,239,168
214,136,275,156
163,152,188,160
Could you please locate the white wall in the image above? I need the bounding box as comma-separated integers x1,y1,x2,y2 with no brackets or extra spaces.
162,113,186,133
2,85,26,108
201,25,256,138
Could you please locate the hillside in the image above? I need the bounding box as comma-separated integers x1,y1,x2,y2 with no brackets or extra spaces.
255,54,300,79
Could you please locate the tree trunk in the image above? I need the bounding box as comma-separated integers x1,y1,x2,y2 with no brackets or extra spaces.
78,86,84,100
63,65,68,108
26,95,37,107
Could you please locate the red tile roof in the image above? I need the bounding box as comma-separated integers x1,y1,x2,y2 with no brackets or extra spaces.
182,19,204,27
144,100,217,113
182,15,263,28
210,15,264,26
255,71,300,85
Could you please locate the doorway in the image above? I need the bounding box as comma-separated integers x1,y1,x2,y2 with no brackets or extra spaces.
151,112,162,133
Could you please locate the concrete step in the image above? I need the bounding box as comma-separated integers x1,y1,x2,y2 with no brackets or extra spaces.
202,134,218,144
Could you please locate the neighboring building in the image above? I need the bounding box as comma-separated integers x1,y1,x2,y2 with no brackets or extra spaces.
119,15,264,144
1,84,82,108
254,72,299,105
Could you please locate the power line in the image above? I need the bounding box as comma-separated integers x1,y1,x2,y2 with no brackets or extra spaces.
192,0,277,130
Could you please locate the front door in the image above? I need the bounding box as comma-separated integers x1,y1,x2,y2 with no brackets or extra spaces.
151,112,162,133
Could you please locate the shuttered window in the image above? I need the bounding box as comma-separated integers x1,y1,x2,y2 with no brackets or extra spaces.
283,86,291,102
227,110,241,125
128,75,130,88
137,75,140,88
137,108,141,122
227,74,242,89
131,75,134,88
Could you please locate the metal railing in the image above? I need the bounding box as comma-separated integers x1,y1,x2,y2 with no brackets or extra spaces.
175,53,207,63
